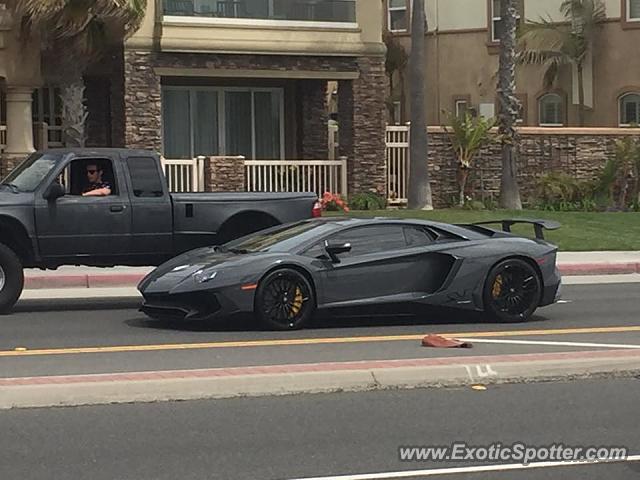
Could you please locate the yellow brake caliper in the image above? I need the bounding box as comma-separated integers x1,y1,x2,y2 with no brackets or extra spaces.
289,287,304,318
492,275,503,299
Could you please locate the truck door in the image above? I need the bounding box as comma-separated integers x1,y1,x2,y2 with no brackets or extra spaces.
124,156,173,256
34,156,132,257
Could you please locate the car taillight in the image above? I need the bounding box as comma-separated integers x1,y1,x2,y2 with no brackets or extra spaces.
312,200,322,218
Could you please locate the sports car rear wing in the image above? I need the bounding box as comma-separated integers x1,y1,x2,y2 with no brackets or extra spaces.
468,219,561,240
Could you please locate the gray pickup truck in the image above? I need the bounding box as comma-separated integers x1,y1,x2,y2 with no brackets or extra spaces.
0,148,320,312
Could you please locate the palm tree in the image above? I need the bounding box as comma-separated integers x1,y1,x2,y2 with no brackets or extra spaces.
497,0,522,209
407,0,433,210
13,0,146,147
517,0,606,126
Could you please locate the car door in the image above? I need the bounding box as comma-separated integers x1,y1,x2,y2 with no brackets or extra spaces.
34,156,132,258
311,224,438,306
124,155,173,257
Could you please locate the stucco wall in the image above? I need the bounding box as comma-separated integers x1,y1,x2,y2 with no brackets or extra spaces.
396,9,640,127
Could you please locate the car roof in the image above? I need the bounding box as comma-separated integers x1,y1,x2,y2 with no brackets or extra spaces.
309,216,457,230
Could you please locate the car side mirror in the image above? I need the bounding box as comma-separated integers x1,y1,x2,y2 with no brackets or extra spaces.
324,241,351,263
44,182,65,201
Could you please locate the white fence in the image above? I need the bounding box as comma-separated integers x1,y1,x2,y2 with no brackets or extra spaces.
245,158,348,197
161,156,205,192
156,125,410,201
386,125,410,204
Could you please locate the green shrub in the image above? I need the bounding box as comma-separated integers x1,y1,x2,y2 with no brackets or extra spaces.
349,192,387,211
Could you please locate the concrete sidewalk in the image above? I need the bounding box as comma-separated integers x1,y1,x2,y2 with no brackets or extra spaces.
21,251,640,290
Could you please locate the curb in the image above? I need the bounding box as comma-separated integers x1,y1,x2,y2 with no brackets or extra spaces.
24,273,147,290
2,349,640,409
21,263,640,289
558,263,640,276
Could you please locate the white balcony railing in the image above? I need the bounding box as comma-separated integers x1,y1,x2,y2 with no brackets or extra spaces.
163,0,356,22
245,158,347,197
386,125,409,204
161,156,206,192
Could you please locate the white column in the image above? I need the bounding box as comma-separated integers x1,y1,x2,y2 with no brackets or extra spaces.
4,86,34,156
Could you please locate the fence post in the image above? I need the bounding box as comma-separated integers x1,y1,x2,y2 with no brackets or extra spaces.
196,155,205,191
339,156,348,197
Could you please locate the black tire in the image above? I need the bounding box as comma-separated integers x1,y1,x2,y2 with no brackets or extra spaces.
482,258,542,323
0,243,24,314
254,268,315,330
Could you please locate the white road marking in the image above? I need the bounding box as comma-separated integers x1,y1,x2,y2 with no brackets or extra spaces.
286,455,640,479
456,338,640,350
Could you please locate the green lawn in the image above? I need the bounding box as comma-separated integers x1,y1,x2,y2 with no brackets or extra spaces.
326,209,640,251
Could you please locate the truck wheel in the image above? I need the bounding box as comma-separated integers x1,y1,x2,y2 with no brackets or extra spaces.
0,243,24,313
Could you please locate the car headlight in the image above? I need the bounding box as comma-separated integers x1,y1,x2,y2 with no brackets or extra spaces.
193,269,218,284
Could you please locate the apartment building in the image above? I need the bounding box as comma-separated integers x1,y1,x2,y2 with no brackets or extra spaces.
386,0,640,127
0,0,388,194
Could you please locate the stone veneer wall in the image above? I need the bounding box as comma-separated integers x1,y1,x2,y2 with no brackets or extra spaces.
339,57,388,196
124,50,162,152
204,156,245,192
299,79,328,160
422,127,640,208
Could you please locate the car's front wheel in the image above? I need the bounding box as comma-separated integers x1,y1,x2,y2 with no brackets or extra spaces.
0,243,24,314
483,258,542,323
254,268,315,330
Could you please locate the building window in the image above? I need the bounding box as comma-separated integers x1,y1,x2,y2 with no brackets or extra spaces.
162,87,284,160
455,100,469,119
388,0,409,32
491,0,522,42
32,87,63,147
619,93,640,126
628,0,640,20
163,0,357,23
539,93,564,126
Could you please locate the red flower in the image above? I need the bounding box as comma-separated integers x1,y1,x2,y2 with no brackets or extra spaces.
320,192,350,213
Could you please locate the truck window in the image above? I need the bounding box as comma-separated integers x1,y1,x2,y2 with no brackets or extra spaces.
126,157,164,197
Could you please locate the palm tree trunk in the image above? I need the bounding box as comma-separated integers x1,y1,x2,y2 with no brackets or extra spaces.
60,78,88,148
497,0,522,210
407,0,433,210
577,63,585,127
458,167,469,207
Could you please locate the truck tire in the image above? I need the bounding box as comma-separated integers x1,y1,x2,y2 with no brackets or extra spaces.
0,243,24,313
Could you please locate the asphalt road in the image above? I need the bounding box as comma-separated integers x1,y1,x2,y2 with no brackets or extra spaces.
1,283,640,378
2,377,639,480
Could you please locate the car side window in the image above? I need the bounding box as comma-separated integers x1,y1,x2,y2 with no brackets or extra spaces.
327,225,408,257
60,158,118,196
126,157,164,198
403,226,435,247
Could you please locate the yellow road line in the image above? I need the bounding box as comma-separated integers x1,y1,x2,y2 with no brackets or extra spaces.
3,325,640,358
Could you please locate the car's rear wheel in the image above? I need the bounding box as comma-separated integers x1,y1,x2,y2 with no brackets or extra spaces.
0,243,24,314
255,268,315,330
483,258,541,323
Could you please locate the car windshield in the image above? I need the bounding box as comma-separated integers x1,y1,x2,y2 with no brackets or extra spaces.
1,152,64,192
224,221,334,253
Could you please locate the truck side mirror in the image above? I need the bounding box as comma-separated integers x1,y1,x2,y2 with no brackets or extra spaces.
44,182,65,201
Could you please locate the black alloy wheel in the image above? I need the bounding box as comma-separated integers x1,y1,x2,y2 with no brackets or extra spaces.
483,258,542,323
255,268,315,330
